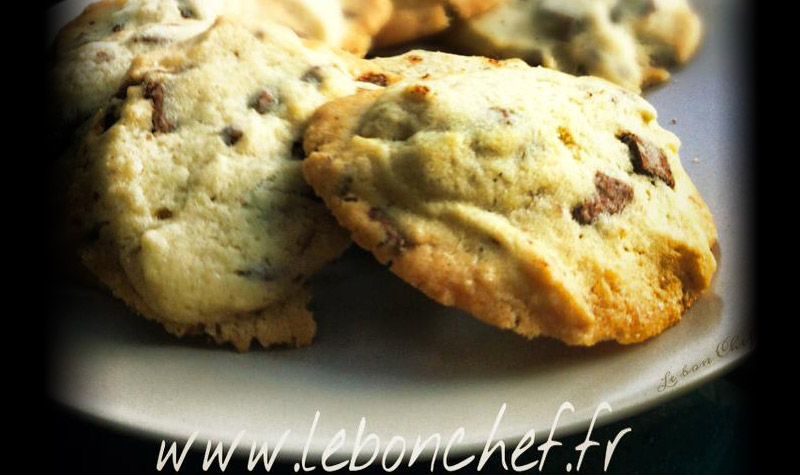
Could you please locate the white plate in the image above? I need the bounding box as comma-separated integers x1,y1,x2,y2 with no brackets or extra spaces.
49,0,752,458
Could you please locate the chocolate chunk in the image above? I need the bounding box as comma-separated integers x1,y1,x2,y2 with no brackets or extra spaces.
221,126,243,146
154,207,173,220
112,23,124,32
132,35,167,44
368,207,411,254
618,132,675,188
95,51,112,62
178,4,195,19
235,267,277,281
251,90,276,114
114,78,137,99
301,66,324,85
357,72,388,87
143,80,173,133
572,172,634,224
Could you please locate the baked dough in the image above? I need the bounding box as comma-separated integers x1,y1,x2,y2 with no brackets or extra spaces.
49,0,391,129
67,19,392,349
303,60,717,345
447,0,703,91
373,0,503,47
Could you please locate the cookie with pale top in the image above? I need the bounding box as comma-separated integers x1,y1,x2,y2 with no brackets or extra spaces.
49,0,390,131
51,0,229,128
67,19,394,350
302,60,717,345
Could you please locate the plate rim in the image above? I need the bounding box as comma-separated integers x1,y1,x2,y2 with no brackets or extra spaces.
47,0,752,460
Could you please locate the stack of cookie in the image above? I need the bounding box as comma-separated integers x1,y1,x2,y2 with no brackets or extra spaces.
52,0,715,350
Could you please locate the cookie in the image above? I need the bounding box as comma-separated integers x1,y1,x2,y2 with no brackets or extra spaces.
49,0,385,131
447,0,703,91
447,0,505,18
232,0,391,56
302,63,717,345
340,0,394,56
373,0,502,47
50,0,228,128
67,19,393,350
229,0,346,48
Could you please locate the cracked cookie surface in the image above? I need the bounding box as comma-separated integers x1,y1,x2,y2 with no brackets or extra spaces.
447,0,703,91
371,49,527,79
51,0,228,127
67,19,390,350
302,63,717,345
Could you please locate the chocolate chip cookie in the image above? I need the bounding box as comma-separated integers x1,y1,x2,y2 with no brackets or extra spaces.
447,0,703,91
302,62,717,345
67,19,392,350
49,0,388,130
50,0,228,128
340,0,394,55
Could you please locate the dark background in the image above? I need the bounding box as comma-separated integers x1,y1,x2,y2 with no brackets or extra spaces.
40,1,758,473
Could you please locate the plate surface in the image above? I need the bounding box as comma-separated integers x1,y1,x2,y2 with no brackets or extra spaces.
49,0,752,458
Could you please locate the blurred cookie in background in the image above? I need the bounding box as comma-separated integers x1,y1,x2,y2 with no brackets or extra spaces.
340,0,394,55
49,0,390,135
446,0,702,91
373,0,502,47
50,0,230,130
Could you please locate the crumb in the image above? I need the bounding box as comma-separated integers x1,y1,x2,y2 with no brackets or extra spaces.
692,157,700,163
670,119,677,125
